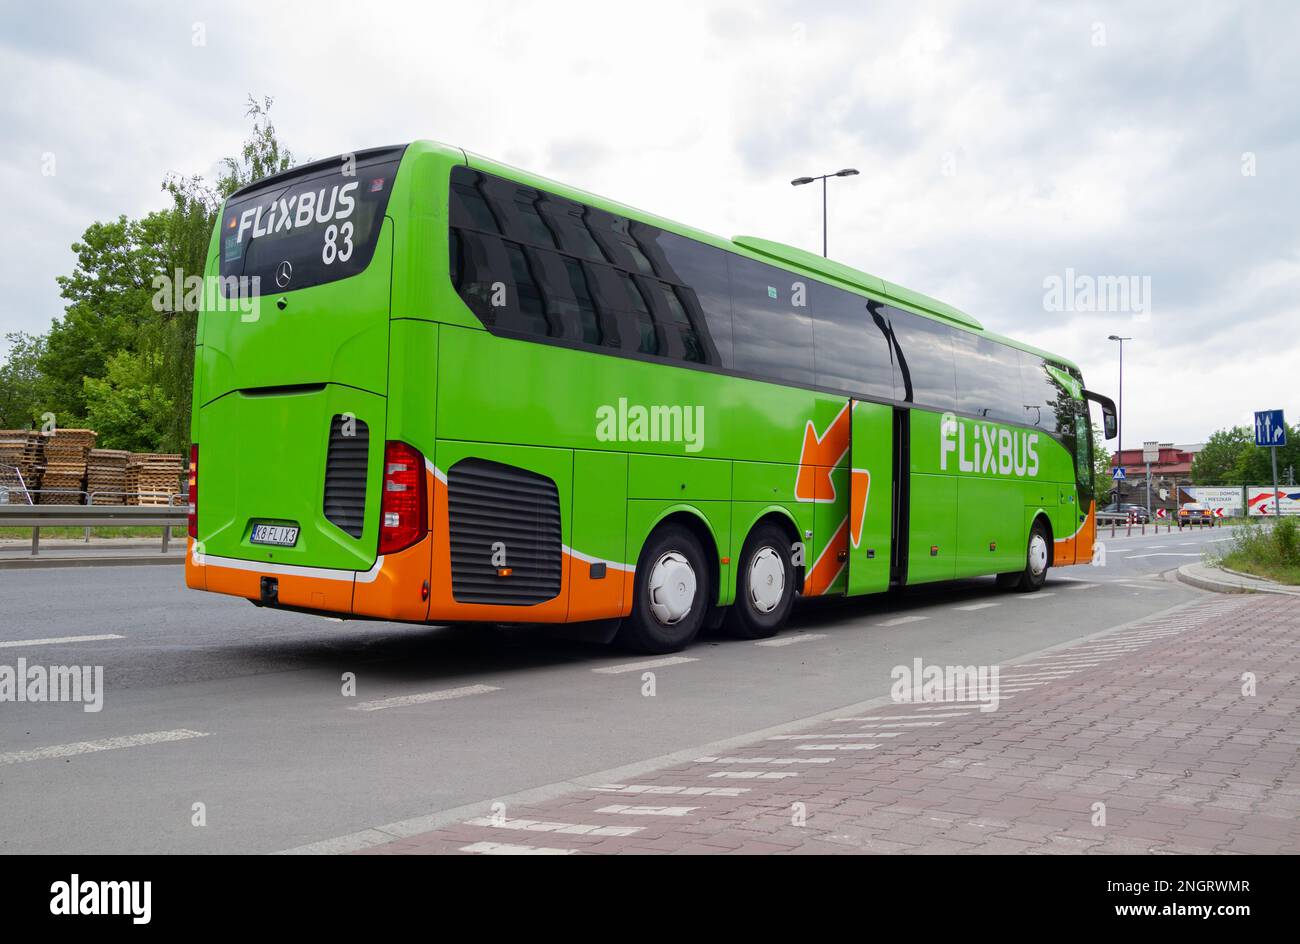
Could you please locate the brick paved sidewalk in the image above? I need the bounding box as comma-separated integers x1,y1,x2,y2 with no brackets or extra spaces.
361,593,1300,855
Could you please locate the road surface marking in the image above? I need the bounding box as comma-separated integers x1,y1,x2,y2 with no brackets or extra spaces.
1061,582,1101,590
591,784,750,796
352,684,500,711
770,732,901,740
755,633,827,647
856,720,948,728
1014,592,1055,599
592,656,698,674
460,841,577,855
596,805,697,817
695,756,833,764
954,602,1001,611
0,729,209,766
464,816,641,837
708,770,801,779
876,615,928,627
1122,552,1203,559
0,633,124,649
796,743,884,751
834,711,973,721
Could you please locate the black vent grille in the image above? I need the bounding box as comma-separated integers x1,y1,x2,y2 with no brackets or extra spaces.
323,415,369,538
448,458,562,606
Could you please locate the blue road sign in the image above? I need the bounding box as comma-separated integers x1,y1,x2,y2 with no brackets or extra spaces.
1112,466,1127,481
1255,410,1287,447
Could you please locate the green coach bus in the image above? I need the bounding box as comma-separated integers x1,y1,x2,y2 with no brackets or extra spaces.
186,140,1117,653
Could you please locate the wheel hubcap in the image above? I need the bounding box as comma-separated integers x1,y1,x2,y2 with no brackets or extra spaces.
647,551,697,625
1028,534,1049,576
748,546,785,614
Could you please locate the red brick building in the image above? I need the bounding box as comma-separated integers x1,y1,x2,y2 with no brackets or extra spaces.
1108,443,1202,510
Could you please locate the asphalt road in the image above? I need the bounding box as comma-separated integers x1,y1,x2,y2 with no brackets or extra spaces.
0,523,1232,853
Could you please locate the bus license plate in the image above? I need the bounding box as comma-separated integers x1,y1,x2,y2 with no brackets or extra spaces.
251,524,299,547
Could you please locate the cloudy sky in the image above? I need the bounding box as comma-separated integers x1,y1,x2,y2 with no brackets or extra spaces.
3,0,1297,447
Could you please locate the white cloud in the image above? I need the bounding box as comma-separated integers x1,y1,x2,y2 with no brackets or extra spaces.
1,0,1298,444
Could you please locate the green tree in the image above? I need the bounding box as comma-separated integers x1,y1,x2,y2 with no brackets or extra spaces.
0,332,49,429
1192,426,1252,484
82,351,174,452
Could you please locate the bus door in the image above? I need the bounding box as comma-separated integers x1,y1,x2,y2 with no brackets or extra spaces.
846,400,894,595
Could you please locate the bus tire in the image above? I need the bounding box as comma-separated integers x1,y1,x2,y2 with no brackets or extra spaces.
618,524,710,654
1004,519,1051,592
724,523,796,639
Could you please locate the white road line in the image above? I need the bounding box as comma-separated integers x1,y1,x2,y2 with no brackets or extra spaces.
0,633,124,649
755,633,827,648
1123,552,1203,559
464,816,641,837
351,684,499,711
592,656,698,675
856,720,948,729
0,729,208,766
770,732,901,740
795,743,883,751
708,770,801,779
876,615,928,627
1014,592,1055,599
1060,582,1100,590
695,756,833,765
590,784,750,796
596,805,697,817
954,602,1001,611
460,841,577,855
834,712,974,721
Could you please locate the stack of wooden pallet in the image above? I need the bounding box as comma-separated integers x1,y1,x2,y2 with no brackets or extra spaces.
87,449,131,504
0,429,44,502
126,453,184,505
38,428,97,504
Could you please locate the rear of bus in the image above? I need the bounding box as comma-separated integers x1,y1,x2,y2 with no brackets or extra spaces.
186,143,447,620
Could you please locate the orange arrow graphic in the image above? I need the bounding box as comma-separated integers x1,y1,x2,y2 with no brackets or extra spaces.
795,403,850,501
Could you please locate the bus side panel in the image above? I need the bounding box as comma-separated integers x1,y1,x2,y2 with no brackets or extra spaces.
625,500,731,607
808,464,849,595
847,400,893,596
955,478,1026,578
568,449,630,621
909,472,958,584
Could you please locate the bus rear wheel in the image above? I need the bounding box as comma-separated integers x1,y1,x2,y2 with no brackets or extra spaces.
724,523,796,639
618,524,710,653
997,519,1050,592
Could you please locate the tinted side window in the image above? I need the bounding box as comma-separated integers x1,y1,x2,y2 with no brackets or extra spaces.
449,166,725,366
646,231,733,369
729,255,813,386
811,284,894,399
887,308,956,411
1019,353,1069,433
951,331,1026,424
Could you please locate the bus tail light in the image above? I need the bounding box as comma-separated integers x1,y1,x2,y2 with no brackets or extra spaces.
187,444,198,539
379,441,427,555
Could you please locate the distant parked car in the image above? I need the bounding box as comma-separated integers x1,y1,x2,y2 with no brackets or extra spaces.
1100,502,1151,524
1178,503,1216,526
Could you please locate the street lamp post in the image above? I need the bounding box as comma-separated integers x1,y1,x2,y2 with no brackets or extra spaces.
791,168,859,257
1108,335,1132,505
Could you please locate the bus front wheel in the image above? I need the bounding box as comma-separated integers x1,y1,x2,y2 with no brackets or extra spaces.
724,522,796,639
997,519,1050,592
619,524,710,653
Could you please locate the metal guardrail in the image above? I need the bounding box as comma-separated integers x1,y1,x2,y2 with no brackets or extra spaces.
0,504,188,555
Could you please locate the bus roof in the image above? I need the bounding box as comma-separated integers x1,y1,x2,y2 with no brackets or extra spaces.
425,140,1078,373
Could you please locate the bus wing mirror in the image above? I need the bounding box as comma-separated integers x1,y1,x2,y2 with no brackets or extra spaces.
1084,390,1118,440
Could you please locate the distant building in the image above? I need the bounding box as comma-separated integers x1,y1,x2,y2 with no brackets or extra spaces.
1108,443,1204,510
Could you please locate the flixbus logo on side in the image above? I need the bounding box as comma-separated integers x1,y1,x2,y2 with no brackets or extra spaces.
939,412,1040,478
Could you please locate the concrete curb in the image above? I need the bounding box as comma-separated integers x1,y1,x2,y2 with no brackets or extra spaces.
1176,561,1300,596
0,554,184,570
